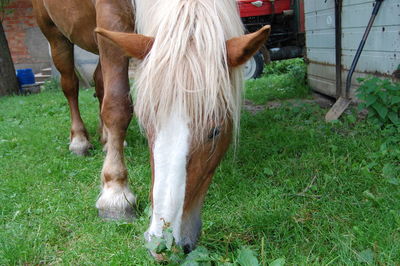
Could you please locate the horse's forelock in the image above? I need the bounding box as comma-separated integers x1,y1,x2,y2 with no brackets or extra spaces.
132,0,244,143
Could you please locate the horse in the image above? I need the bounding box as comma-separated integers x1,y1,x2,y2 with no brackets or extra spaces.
32,0,270,254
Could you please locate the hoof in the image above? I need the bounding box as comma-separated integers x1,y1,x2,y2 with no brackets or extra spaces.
69,137,92,156
96,186,136,221
98,207,136,221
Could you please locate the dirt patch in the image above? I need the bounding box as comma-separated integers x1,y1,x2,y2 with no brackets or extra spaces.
244,92,335,114
243,100,267,114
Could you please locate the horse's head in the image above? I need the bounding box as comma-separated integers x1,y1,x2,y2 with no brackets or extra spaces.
96,17,270,254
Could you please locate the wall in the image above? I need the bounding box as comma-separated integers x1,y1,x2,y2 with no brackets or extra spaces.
305,0,400,98
3,0,98,84
3,0,51,73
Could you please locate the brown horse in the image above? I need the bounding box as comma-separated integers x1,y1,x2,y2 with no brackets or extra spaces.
33,0,270,254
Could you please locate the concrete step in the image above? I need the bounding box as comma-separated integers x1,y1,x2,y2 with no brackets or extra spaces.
21,83,41,94
41,67,52,76
34,73,51,82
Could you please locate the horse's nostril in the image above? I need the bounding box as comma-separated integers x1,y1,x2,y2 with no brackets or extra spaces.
183,244,192,254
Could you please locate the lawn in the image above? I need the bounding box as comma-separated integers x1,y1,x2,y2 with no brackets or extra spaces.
0,60,399,265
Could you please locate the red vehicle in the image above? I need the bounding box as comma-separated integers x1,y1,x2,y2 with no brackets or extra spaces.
237,0,305,79
238,0,291,18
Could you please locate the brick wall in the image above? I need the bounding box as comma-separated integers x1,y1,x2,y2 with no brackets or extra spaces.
3,0,51,72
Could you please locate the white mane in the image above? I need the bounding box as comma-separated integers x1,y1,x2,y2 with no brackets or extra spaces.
132,0,244,142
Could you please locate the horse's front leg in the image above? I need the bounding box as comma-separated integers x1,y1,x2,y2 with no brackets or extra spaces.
93,62,125,151
94,40,136,220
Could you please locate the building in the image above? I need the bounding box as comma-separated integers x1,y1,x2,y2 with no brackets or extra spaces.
305,0,400,98
3,0,98,85
3,0,50,73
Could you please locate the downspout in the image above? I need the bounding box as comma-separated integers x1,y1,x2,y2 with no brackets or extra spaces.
335,0,342,98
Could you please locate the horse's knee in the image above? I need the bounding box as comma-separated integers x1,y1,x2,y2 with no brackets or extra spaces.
60,73,78,97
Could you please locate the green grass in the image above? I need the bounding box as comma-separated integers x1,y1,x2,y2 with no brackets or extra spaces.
1,62,399,264
245,58,310,105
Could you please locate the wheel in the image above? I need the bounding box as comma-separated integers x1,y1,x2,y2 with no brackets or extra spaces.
244,51,264,80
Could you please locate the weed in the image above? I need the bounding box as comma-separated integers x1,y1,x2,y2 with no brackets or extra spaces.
145,225,260,265
356,76,400,127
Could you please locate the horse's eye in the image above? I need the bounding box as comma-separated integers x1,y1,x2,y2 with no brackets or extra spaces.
208,127,221,140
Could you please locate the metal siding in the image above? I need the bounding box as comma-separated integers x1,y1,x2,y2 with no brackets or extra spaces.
305,0,400,97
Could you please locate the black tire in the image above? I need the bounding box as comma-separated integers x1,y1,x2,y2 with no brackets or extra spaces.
260,46,271,65
244,51,264,80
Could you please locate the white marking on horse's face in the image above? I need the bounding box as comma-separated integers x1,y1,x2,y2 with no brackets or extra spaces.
147,112,190,242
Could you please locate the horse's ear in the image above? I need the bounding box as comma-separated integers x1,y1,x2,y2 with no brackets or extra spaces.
226,25,271,67
95,27,154,59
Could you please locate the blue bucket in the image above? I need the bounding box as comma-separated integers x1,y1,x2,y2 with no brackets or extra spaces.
16,68,35,90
